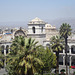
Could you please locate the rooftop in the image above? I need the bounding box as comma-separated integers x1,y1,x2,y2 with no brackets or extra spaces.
45,24,56,29
28,17,46,25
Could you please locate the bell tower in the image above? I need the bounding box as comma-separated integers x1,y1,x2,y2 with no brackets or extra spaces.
27,17,46,45
28,17,46,34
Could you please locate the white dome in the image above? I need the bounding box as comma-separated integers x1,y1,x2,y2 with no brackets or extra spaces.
28,17,46,24
45,24,56,29
45,24,52,27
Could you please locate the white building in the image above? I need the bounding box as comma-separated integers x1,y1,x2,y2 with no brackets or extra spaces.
0,17,75,74
27,17,75,74
27,17,59,46
27,17,46,45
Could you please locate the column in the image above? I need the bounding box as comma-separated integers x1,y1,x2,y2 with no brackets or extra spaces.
9,45,10,53
4,45,6,56
69,56,72,66
63,55,65,66
4,45,6,67
63,49,65,54
69,46,71,55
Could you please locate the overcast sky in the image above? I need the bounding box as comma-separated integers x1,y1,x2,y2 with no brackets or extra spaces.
0,0,75,22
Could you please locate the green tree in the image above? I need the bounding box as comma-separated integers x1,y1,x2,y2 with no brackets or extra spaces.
6,36,43,75
36,47,56,75
0,48,4,69
59,23,72,75
50,36,64,74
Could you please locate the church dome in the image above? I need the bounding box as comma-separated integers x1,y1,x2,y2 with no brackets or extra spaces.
28,17,46,24
45,24,56,29
45,24,52,27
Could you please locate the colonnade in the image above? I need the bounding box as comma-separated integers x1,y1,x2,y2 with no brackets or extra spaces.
0,44,11,67
59,45,75,66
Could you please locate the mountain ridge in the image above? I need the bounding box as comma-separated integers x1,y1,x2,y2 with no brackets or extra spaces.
0,18,75,30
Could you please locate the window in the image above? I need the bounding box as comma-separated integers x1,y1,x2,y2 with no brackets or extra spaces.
6,45,9,54
32,27,35,33
71,46,75,54
59,55,63,65
1,45,4,54
41,27,43,33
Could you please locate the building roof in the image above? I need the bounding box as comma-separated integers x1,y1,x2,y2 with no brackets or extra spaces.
5,33,12,34
45,24,56,29
31,17,43,22
28,17,46,25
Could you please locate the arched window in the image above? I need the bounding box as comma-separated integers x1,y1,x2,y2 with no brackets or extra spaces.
1,45,5,54
67,45,69,53
6,45,9,54
59,55,63,65
71,45,75,54
41,27,43,33
14,30,25,37
32,27,35,33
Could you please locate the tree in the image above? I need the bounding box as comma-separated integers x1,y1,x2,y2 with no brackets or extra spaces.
59,23,72,75
6,36,43,75
36,47,57,75
50,36,64,74
0,48,4,69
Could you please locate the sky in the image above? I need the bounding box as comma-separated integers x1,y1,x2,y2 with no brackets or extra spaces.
0,0,75,28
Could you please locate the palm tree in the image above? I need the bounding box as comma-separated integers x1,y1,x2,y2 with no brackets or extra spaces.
6,36,43,75
50,36,64,74
59,23,72,75
0,49,4,69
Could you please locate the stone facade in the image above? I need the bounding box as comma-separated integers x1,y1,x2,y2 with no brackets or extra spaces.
27,17,59,46
45,24,59,41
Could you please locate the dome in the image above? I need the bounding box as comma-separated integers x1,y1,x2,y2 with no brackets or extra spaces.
28,17,46,24
45,24,52,27
45,24,56,29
